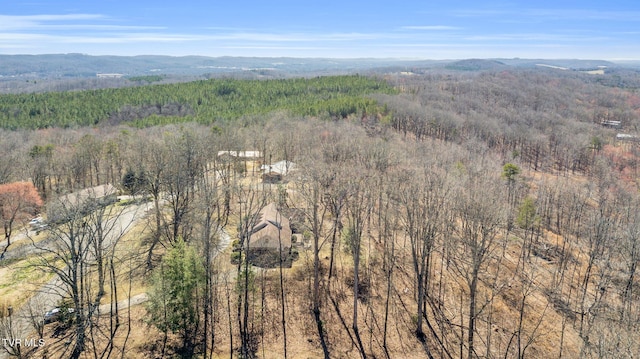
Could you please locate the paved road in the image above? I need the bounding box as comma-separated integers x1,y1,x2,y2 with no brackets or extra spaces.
97,293,149,313
0,229,41,262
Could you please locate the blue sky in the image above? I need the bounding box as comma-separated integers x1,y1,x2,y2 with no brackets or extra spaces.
1,1,639,59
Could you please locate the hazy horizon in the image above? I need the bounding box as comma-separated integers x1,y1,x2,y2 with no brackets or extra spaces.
2,1,640,60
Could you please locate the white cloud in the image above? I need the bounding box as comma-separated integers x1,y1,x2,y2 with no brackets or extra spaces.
451,7,640,22
464,33,610,42
0,14,105,31
4,14,104,21
210,32,387,42
221,46,334,50
0,31,391,46
0,10,637,59
401,26,461,31
31,24,166,31
524,8,640,21
60,34,197,44
0,13,166,33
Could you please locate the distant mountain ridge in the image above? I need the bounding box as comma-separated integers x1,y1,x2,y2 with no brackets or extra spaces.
445,59,509,71
0,54,629,78
0,54,433,77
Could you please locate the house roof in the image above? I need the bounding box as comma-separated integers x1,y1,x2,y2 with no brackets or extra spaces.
57,184,117,207
260,160,295,176
248,203,292,250
217,150,262,159
47,184,118,223
617,133,640,141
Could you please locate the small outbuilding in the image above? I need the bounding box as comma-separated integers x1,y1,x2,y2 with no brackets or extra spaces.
217,150,263,176
601,120,622,129
217,150,262,160
616,133,640,142
260,160,295,183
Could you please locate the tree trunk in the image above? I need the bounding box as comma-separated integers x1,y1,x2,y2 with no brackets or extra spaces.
468,271,478,359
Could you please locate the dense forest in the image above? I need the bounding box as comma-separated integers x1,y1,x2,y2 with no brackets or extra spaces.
0,76,394,129
1,68,640,359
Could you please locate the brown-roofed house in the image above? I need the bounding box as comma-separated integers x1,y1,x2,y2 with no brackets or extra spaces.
47,184,118,224
246,203,292,267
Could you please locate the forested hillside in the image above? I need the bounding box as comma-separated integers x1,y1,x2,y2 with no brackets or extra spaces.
376,69,640,174
1,68,640,359
0,75,393,129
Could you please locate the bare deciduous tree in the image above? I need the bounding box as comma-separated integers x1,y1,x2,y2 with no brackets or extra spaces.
398,164,451,342
450,161,505,359
32,188,132,359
